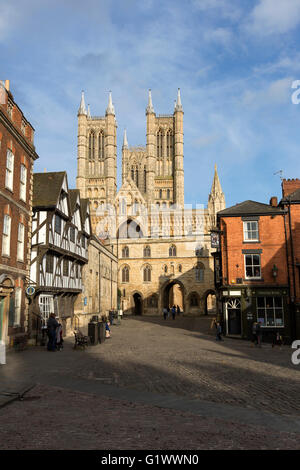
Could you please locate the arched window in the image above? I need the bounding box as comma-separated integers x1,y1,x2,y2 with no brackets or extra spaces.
159,189,162,199
166,130,173,158
190,293,199,307
135,166,139,187
157,129,163,158
147,294,158,308
98,131,105,160
143,265,151,282
122,266,129,283
144,245,151,257
195,263,204,282
89,131,95,160
122,246,129,258
167,189,170,199
169,245,176,257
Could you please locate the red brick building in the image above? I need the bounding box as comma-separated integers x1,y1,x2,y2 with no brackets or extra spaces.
214,198,295,342
0,80,39,356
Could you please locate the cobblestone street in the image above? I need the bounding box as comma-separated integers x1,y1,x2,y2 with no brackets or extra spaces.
0,315,300,449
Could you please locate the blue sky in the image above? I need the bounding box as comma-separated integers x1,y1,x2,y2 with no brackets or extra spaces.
1,0,300,207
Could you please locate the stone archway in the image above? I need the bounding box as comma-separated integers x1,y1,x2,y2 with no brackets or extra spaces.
133,292,143,316
162,280,184,312
204,289,217,315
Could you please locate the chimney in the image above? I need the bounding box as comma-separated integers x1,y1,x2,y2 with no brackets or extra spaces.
4,80,10,91
270,197,278,207
282,179,300,197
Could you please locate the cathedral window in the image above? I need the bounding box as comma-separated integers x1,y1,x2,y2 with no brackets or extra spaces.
157,129,163,159
89,131,95,160
169,245,176,257
122,266,129,283
131,166,134,181
143,265,151,282
98,131,105,160
122,246,129,258
144,245,151,257
166,130,173,158
195,263,204,282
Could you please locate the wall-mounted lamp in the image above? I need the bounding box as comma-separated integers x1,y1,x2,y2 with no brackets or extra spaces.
272,264,278,278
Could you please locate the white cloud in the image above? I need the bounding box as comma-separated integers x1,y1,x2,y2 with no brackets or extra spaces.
247,0,300,35
203,27,233,46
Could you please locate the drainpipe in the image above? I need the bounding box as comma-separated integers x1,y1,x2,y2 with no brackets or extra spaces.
288,202,297,340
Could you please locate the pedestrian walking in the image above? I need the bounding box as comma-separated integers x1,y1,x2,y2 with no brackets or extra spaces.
251,321,257,346
163,307,168,320
105,321,111,338
171,305,176,320
56,323,63,351
47,313,59,351
256,321,262,348
216,322,223,341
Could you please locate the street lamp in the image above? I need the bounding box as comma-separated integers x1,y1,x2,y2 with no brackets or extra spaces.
272,264,278,279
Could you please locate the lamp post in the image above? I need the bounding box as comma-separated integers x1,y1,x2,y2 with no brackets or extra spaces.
272,264,278,279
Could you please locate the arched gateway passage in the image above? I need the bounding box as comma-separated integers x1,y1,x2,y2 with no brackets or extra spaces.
133,293,143,315
163,280,184,311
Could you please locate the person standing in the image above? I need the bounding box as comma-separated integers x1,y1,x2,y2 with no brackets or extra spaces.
256,321,262,348
163,307,168,320
171,305,176,320
47,313,59,352
216,322,223,341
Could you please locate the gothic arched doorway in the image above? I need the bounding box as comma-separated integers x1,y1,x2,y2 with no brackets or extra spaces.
133,293,143,316
163,280,184,312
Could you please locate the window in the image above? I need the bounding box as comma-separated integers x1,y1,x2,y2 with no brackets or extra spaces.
89,131,95,160
39,295,54,326
144,246,151,257
245,254,261,279
5,149,14,191
81,236,86,248
54,215,62,234
70,226,75,243
169,245,176,257
257,297,284,327
46,254,54,273
17,223,25,261
157,130,163,158
98,131,105,160
20,164,27,201
63,259,69,276
243,221,259,241
167,189,170,199
166,130,173,158
122,266,129,283
14,287,22,326
2,214,11,256
159,189,162,199
195,263,204,282
190,293,199,307
122,246,129,258
148,294,158,308
143,265,151,282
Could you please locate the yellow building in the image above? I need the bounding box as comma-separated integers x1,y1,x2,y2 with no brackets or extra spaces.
76,90,225,315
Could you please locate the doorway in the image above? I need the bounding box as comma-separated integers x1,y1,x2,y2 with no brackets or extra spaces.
133,293,143,315
225,298,242,335
163,280,184,311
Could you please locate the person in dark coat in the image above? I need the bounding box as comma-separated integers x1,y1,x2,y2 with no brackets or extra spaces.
171,305,176,320
47,313,59,351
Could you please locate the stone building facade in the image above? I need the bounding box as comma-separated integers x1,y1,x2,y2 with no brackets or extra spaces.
76,90,225,316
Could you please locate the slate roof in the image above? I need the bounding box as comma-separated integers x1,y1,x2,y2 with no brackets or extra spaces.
33,172,66,209
281,188,300,204
217,200,285,217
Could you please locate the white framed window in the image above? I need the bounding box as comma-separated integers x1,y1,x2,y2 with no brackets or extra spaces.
17,223,25,261
243,221,259,241
20,164,27,201
257,296,284,327
2,214,11,256
14,287,22,326
5,149,14,191
245,254,261,279
39,295,54,326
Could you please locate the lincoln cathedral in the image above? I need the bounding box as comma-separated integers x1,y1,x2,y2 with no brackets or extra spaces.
76,89,225,316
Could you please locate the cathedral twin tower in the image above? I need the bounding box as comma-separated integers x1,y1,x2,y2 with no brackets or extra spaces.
76,90,185,220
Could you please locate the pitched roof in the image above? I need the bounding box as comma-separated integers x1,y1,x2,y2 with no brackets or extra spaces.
217,200,285,217
33,172,66,208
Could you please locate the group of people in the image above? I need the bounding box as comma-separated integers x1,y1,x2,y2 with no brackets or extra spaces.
46,313,63,352
163,305,181,320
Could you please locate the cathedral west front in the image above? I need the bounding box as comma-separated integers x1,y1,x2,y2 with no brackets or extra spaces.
76,89,225,316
